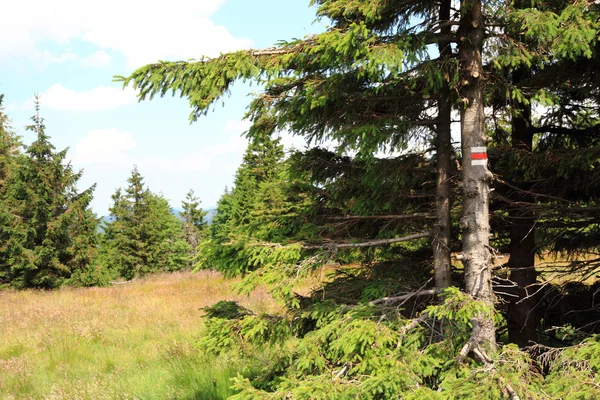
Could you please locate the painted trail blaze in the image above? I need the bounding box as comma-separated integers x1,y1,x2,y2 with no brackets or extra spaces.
471,147,487,166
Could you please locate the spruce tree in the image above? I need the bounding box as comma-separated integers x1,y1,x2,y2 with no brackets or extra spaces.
231,136,285,226
101,167,189,279
200,137,288,276
0,94,19,185
210,186,234,241
146,192,191,272
180,189,208,261
485,0,600,346
102,168,149,279
0,99,98,288
457,0,496,352
0,94,21,282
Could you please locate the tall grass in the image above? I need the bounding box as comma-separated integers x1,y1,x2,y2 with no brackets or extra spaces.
0,271,277,399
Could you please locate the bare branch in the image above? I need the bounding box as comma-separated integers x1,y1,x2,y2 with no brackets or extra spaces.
303,232,431,250
370,289,438,305
370,278,436,305
396,314,429,348
248,47,297,56
327,213,435,221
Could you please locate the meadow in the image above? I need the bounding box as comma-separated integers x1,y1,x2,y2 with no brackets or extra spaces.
0,271,278,400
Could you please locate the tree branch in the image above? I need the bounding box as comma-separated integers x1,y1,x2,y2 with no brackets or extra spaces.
327,213,435,221
531,124,600,137
396,314,429,348
248,47,298,56
370,278,436,305
303,232,430,250
370,289,438,305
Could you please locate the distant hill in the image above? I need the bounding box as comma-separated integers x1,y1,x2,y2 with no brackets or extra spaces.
100,207,216,227
170,207,216,224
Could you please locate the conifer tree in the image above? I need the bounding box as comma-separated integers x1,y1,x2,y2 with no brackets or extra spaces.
0,94,21,281
434,0,455,292
231,136,285,226
0,99,98,288
0,94,19,185
200,137,288,276
457,0,497,352
102,168,149,279
210,186,234,241
101,167,189,279
180,189,208,260
146,192,191,272
484,0,600,346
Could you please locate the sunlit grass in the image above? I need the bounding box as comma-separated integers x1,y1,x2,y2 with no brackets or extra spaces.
0,271,277,399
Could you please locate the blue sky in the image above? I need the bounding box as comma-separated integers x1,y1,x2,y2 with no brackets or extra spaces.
1,0,323,215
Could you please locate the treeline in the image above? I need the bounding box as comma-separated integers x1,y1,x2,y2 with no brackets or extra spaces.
119,0,600,398
0,98,208,289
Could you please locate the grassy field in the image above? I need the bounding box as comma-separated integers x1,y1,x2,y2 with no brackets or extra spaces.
0,271,278,400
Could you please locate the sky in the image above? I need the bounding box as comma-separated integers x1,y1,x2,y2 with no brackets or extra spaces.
1,0,323,215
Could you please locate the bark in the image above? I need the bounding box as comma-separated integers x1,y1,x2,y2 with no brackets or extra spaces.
434,0,454,291
507,69,538,348
458,0,496,351
507,214,537,347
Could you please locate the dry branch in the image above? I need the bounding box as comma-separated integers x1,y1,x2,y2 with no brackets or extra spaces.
327,213,435,221
370,277,437,306
371,289,438,305
396,314,429,348
303,232,430,250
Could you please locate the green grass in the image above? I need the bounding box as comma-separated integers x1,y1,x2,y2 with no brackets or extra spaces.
0,271,277,399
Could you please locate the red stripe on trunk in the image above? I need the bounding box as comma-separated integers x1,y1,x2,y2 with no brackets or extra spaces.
471,153,488,160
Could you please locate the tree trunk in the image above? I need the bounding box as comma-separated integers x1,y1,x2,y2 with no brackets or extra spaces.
507,80,538,348
458,0,496,351
433,0,453,292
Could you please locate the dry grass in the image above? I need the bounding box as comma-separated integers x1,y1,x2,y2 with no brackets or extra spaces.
454,252,599,286
0,271,278,400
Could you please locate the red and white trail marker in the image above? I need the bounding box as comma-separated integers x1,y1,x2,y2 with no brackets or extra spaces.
471,147,487,166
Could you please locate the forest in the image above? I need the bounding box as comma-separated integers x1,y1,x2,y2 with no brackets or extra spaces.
1,0,600,398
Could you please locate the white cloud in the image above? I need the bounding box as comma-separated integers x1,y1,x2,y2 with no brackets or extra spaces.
138,121,249,175
70,120,250,213
28,84,138,112
39,49,77,66
0,0,253,68
71,128,137,165
81,50,111,68
71,120,247,174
